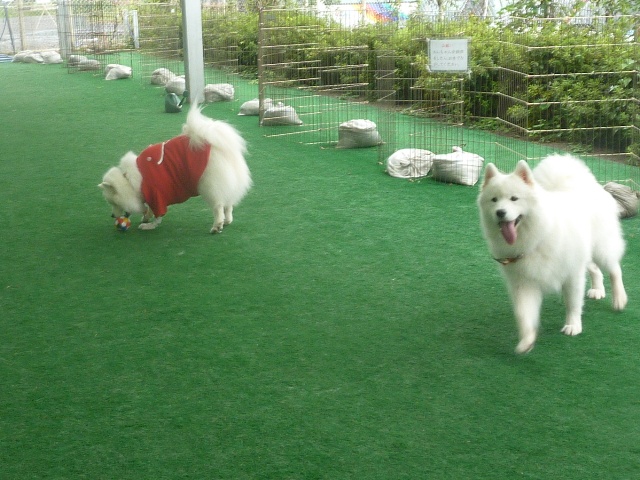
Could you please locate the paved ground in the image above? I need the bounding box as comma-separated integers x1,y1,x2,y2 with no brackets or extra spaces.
1,9,59,54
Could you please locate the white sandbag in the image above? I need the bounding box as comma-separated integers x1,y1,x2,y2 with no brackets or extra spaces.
78,59,100,71
151,68,175,86
165,76,186,95
238,98,274,116
42,51,63,64
336,119,383,149
12,51,33,62
386,149,434,179
261,103,303,126
23,53,44,64
604,182,640,218
105,64,132,80
431,147,484,186
67,54,87,66
204,83,234,102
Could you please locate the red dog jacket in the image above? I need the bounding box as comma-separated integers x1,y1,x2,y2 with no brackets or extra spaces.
136,135,211,217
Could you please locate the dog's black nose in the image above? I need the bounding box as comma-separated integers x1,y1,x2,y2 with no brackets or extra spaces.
496,209,506,219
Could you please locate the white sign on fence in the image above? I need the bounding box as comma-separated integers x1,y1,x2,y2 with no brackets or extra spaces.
429,39,469,73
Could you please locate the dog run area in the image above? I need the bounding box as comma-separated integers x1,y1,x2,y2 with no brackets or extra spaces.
1,59,640,478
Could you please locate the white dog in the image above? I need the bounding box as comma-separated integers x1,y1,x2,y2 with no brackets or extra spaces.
99,106,252,233
477,154,627,353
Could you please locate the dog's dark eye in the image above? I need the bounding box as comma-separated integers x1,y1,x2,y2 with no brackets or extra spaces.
510,196,519,201
491,197,497,202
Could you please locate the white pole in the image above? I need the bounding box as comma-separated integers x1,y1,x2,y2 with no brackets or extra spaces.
56,0,72,58
16,0,26,50
180,0,205,105
130,10,139,49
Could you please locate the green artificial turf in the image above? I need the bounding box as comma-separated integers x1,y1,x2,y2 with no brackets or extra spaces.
1,63,639,479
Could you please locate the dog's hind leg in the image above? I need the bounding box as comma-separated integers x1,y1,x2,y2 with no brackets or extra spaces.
223,206,234,226
586,262,606,300
210,205,225,234
139,216,163,230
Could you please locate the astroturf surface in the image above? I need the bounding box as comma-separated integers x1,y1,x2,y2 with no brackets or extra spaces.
1,63,639,479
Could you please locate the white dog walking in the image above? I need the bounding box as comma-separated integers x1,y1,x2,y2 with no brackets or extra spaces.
477,154,627,353
99,106,252,233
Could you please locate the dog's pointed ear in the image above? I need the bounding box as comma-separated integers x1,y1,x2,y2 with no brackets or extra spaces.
481,163,499,188
514,160,534,185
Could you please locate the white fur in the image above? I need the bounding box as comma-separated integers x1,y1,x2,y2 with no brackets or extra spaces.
99,106,252,234
477,154,627,353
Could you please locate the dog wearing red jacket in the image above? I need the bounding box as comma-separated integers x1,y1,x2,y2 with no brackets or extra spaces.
99,106,252,233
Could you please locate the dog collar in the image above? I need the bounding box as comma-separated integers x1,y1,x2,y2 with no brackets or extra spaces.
494,254,524,265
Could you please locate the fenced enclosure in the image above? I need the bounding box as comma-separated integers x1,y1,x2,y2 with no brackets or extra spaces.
257,7,639,187
4,1,639,187
258,7,380,145
56,0,130,73
52,1,240,86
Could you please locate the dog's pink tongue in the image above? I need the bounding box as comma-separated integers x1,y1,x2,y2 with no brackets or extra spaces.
500,221,517,245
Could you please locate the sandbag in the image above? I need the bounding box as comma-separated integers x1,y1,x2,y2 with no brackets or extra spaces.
386,149,434,179
67,54,87,66
42,51,63,64
204,83,234,102
151,68,176,86
165,76,186,95
604,182,640,218
261,103,303,126
431,147,484,186
12,51,34,62
78,59,100,71
22,52,44,64
336,119,383,149
238,98,274,116
105,64,132,80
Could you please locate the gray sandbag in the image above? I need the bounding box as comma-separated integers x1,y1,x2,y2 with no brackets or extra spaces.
204,83,234,102
238,98,274,116
604,182,640,218
151,68,176,86
261,103,303,126
105,64,132,80
165,76,186,95
78,59,100,71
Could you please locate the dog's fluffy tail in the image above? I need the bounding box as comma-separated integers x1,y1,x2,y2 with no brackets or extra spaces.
534,153,598,192
182,105,247,158
182,104,252,207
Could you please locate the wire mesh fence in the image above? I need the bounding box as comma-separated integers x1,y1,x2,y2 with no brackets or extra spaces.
53,2,241,88
0,0,59,53
3,1,639,188
257,7,639,186
258,7,380,145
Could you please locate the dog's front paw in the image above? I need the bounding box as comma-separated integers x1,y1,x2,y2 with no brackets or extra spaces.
210,225,223,234
139,222,157,231
612,290,628,311
561,324,582,336
587,288,606,300
515,334,536,354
